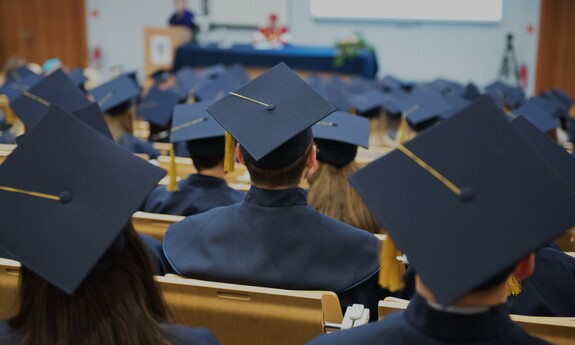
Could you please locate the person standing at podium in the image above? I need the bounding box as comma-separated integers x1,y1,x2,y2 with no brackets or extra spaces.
169,0,196,35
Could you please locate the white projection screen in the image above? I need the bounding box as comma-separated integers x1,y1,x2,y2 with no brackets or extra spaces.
310,0,503,22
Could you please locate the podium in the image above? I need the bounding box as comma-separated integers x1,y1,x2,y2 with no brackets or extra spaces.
143,26,192,88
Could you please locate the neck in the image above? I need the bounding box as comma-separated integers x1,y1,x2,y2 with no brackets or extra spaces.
416,276,507,309
197,164,225,179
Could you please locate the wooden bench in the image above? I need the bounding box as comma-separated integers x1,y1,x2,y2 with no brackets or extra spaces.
156,274,368,345
378,297,575,345
0,258,20,320
0,259,366,344
132,211,185,241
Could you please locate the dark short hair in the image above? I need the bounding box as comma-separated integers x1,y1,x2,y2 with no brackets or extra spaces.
186,137,225,171
244,142,312,188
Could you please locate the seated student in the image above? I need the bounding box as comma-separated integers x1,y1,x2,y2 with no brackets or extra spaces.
90,74,161,159
505,115,575,317
142,101,243,216
398,114,575,318
307,96,575,344
0,106,219,345
307,111,380,234
157,63,389,319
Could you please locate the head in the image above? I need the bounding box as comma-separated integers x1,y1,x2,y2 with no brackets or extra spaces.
187,136,225,172
415,253,536,308
175,0,187,12
237,134,317,189
9,226,171,345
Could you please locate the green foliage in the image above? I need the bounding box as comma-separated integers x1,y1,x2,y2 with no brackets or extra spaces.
333,31,374,67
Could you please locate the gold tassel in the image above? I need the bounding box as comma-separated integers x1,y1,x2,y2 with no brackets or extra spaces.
224,131,235,173
166,144,179,192
397,116,409,145
379,237,405,292
378,117,410,291
506,275,523,296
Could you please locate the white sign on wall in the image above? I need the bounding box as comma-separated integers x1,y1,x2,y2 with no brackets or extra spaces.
150,35,172,65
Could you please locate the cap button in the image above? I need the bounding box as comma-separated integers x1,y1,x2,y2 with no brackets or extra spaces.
266,104,275,111
459,187,474,202
59,191,72,204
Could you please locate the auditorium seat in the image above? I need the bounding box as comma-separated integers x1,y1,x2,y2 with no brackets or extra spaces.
132,211,185,241
0,258,20,320
156,274,369,345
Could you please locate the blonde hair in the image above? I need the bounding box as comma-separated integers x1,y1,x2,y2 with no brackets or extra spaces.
308,161,381,234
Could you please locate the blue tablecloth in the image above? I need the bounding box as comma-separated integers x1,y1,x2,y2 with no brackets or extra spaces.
173,43,378,79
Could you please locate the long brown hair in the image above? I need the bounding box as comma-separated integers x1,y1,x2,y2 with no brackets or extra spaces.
307,161,381,234
9,227,172,345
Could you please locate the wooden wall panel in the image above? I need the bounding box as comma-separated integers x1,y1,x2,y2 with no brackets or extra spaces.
536,0,575,99
0,0,87,69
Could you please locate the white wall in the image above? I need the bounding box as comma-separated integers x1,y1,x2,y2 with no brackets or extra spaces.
87,0,540,94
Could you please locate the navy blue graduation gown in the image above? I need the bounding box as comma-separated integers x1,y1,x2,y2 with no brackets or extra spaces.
160,186,389,320
508,246,575,316
169,10,195,30
0,321,219,345
142,174,244,216
306,293,551,345
117,133,161,159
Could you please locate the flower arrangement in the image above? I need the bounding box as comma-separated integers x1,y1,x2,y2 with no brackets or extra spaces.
333,31,374,67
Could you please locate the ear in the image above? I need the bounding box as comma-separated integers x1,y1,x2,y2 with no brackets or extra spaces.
235,144,245,165
513,252,535,280
306,145,318,173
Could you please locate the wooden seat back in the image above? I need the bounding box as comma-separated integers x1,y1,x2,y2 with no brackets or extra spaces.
156,275,343,345
132,211,184,241
0,258,21,320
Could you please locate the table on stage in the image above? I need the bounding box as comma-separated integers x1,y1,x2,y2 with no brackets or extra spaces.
173,42,379,79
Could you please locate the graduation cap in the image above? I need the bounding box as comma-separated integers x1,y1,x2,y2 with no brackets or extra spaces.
325,85,353,112
379,75,404,93
426,78,463,95
72,103,113,140
348,89,386,116
539,88,573,119
10,69,91,129
513,97,561,133
512,115,575,191
137,86,182,128
175,67,199,88
0,71,42,101
4,66,37,84
484,80,525,109
313,111,368,167
206,62,336,170
170,101,223,144
194,72,244,102
199,64,227,80
0,106,165,294
67,68,88,88
459,83,482,101
349,95,575,306
395,90,453,128
226,63,250,84
149,69,172,84
90,75,141,113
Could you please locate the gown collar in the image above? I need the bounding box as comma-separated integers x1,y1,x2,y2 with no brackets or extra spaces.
405,293,516,342
244,186,307,207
